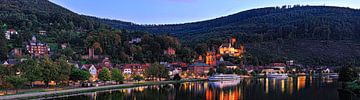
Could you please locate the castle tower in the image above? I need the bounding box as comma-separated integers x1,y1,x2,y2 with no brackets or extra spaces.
231,37,236,45
206,50,216,67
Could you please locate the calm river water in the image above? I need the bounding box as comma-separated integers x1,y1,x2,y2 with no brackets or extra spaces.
43,76,342,100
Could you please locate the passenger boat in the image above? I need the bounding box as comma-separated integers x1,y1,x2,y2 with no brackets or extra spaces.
267,72,288,79
208,74,241,81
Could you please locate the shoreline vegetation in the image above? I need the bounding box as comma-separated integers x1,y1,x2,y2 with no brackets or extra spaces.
0,79,206,100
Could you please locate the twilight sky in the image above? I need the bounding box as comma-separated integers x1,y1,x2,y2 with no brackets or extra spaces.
50,0,359,24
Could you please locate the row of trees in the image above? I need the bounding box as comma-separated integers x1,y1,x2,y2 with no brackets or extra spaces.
0,56,74,91
0,57,127,91
144,63,169,81
97,67,124,84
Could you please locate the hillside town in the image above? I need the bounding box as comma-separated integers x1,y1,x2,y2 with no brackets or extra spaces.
1,29,344,86
1,0,360,99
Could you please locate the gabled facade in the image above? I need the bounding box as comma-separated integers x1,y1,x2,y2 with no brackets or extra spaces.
121,64,150,76
89,65,97,81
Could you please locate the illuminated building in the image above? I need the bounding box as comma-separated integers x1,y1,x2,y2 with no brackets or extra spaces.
219,37,245,58
205,50,216,67
26,36,50,57
189,62,211,77
164,47,176,55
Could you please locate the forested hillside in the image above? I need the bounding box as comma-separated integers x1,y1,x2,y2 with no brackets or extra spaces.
102,6,360,66
1,0,360,65
0,0,109,32
0,0,192,64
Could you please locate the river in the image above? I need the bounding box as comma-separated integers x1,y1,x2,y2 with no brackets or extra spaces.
43,76,342,100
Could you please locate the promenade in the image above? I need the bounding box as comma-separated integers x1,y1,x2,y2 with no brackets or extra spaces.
0,80,204,100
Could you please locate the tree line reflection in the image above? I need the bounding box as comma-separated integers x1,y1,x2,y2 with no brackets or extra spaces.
49,76,338,100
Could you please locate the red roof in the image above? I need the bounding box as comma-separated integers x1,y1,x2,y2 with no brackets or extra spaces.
7,29,16,32
170,62,187,67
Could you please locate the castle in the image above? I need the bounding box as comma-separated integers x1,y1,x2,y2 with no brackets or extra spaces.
218,37,245,58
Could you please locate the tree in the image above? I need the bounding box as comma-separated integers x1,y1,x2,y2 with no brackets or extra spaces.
55,56,72,85
111,68,124,84
234,68,248,75
158,63,169,80
22,59,42,87
173,74,182,81
40,57,59,87
339,65,358,82
132,75,144,83
4,76,27,93
207,68,216,76
339,65,359,89
216,64,226,74
98,67,111,82
70,68,91,82
145,63,169,81
224,69,234,74
0,31,8,61
0,64,7,77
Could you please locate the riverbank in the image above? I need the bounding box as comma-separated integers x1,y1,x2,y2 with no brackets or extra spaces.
0,79,206,100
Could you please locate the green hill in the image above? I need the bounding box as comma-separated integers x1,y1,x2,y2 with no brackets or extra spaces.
101,6,360,65
1,0,360,65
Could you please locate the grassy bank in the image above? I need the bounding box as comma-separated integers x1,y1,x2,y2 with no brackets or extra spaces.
0,79,207,100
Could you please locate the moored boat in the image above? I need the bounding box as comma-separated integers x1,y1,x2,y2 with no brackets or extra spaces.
267,73,288,79
208,74,241,81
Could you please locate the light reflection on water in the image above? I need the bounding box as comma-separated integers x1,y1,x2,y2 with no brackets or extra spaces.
45,76,340,100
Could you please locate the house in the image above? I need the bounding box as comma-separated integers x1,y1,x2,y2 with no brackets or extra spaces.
9,48,22,58
80,64,99,81
121,64,150,76
261,67,286,75
164,47,176,55
286,60,294,66
89,65,97,81
2,59,17,66
26,36,50,57
4,29,18,40
61,43,67,49
101,57,112,68
219,37,245,58
189,62,211,77
129,37,142,44
38,31,47,35
167,62,188,76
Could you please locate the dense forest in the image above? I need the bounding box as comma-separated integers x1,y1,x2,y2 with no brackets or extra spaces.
101,6,360,66
0,0,195,64
1,0,360,66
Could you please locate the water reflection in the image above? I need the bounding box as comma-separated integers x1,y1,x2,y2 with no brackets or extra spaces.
46,76,340,100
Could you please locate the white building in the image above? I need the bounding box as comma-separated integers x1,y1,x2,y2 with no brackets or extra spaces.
123,68,132,74
4,29,18,40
